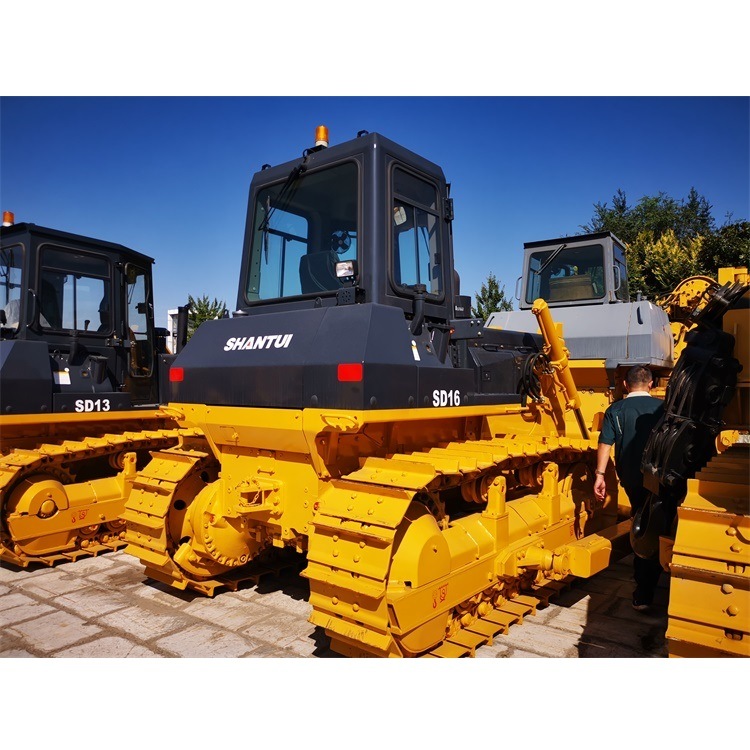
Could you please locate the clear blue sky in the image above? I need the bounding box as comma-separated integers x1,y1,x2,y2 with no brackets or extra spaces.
1,96,748,327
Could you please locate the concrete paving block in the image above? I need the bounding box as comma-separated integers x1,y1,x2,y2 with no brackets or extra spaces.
182,594,277,631
241,611,316,650
523,601,562,625
565,609,665,655
58,555,121,576
109,550,144,568
596,558,636,584
497,620,582,657
475,641,511,657
156,624,259,658
97,604,188,642
128,579,191,608
17,573,89,599
547,605,591,634
0,601,55,627
240,642,296,658
8,610,102,653
576,638,651,658
0,584,9,596
0,563,58,582
599,596,669,627
281,634,323,657
53,586,129,618
552,587,609,613
580,576,631,599
0,592,37,613
0,649,36,658
55,636,161,658
248,587,312,617
505,648,544,658
86,562,144,591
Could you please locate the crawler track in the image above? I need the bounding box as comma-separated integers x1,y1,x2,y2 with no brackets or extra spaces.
124,432,621,657
0,427,200,567
305,435,608,657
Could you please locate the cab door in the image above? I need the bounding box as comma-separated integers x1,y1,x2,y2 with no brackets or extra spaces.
125,263,157,403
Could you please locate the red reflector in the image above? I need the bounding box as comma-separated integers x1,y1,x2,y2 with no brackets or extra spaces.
337,363,363,382
169,367,184,382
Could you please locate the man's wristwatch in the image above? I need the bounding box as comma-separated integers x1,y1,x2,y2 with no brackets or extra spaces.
595,470,606,476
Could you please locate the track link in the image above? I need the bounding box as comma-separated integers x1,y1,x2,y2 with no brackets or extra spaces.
0,427,199,567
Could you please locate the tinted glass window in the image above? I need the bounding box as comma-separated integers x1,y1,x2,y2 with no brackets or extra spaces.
525,244,605,304
392,168,442,295
126,265,154,376
0,244,23,331
246,161,358,301
40,246,111,332
614,243,630,301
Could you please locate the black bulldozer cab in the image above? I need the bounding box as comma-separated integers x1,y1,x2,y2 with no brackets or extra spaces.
169,130,541,412
0,222,170,414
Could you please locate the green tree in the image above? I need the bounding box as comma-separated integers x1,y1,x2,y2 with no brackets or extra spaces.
627,229,704,299
472,273,513,321
582,187,714,244
187,294,227,340
698,218,750,271
582,189,748,298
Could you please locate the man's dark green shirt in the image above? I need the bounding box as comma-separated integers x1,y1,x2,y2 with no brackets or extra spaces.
599,393,664,490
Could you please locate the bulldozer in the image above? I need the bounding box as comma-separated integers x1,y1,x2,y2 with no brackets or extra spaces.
121,126,665,657
491,237,750,657
489,230,674,416
120,126,749,657
0,215,194,567
636,268,749,656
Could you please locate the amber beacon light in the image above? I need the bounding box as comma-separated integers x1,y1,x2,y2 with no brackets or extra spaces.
315,125,329,148
2,211,14,226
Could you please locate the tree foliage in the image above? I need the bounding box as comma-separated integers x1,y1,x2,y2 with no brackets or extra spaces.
582,188,748,298
187,294,227,340
627,230,704,298
472,272,513,321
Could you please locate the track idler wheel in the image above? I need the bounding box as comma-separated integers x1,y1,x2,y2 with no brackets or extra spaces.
387,503,453,656
2,470,77,560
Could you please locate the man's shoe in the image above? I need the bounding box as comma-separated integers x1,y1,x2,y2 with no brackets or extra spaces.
632,589,653,611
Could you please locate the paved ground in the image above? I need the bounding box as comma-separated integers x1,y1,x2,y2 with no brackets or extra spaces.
0,550,669,658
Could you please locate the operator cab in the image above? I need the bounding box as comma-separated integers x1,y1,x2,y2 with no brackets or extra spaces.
0,219,170,413
491,230,673,372
236,128,456,329
171,128,539,412
518,232,629,310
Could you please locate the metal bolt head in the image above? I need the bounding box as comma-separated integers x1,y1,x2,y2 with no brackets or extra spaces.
722,583,734,594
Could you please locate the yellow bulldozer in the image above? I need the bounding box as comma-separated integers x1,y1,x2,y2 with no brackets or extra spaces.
0,215,193,567
121,126,750,657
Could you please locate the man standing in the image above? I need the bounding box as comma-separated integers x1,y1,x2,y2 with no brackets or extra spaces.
594,365,664,611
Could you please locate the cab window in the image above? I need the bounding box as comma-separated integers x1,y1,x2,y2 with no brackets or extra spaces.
392,168,442,296
126,264,154,377
614,243,630,301
246,161,358,302
39,246,111,333
0,244,23,331
525,244,605,304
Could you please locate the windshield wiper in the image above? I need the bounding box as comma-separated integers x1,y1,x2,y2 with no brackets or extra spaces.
534,243,567,275
258,159,308,262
